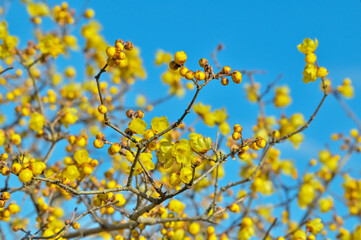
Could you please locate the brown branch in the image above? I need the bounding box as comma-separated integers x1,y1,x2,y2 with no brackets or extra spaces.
94,63,140,146
248,72,270,136
126,147,144,187
27,64,45,115
31,201,117,240
333,90,361,131
262,218,277,240
62,222,137,239
211,43,224,70
0,66,14,75
273,92,327,143
79,196,104,226
33,176,156,203
259,74,283,99
212,143,272,211
143,86,202,146
137,156,164,196
62,214,213,239
42,141,56,164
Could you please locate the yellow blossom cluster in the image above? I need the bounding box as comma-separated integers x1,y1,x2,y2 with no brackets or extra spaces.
274,86,292,108
337,78,354,98
52,2,75,25
342,174,361,215
39,34,65,58
244,83,260,102
266,148,295,176
155,50,172,65
298,173,322,208
0,192,20,222
298,38,328,83
238,217,255,240
193,102,230,135
0,21,18,63
278,113,306,148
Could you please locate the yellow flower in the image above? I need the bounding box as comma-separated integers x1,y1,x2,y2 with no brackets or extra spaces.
126,152,155,175
279,160,294,175
10,133,21,145
74,149,90,165
317,67,328,78
139,152,155,171
251,177,273,195
8,203,20,214
63,165,80,181
18,169,33,183
124,151,134,163
172,139,191,164
319,197,333,213
161,69,183,96
353,225,361,240
29,112,45,132
174,51,187,65
0,21,8,40
188,222,200,236
60,108,78,128
219,122,231,135
128,118,147,135
180,167,193,184
151,116,169,134
297,38,318,54
193,102,211,116
290,113,305,127
305,53,317,64
292,229,306,240
238,217,255,240
0,129,6,146
136,94,146,107
203,112,216,127
289,133,304,149
298,183,315,208
84,9,95,19
306,218,324,235
213,108,228,124
114,194,126,207
158,140,173,163
302,64,318,83
169,172,181,186
63,35,78,50
30,161,46,176
168,199,185,213
39,34,64,57
188,133,212,154
274,86,292,108
0,35,18,60
155,50,172,65
27,2,50,17
319,149,331,163
245,83,260,102
337,78,354,98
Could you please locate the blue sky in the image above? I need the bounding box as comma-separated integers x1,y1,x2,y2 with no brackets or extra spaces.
1,0,361,238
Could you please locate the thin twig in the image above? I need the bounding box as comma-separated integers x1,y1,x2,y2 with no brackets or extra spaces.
0,66,14,75
274,93,327,143
262,218,277,240
94,63,140,146
333,90,361,131
126,147,144,187
33,176,156,203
